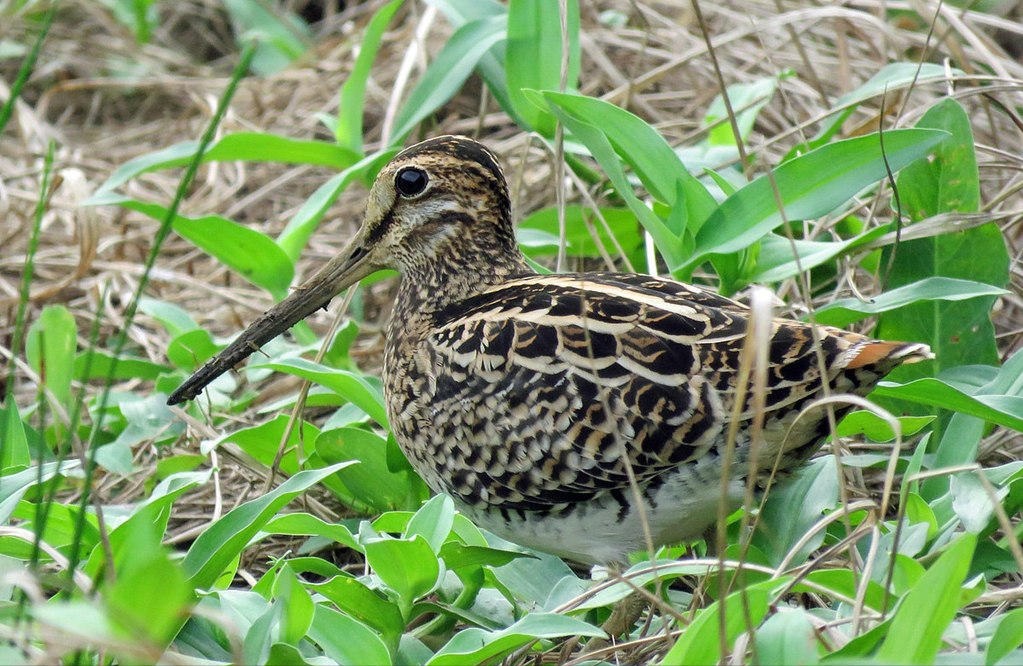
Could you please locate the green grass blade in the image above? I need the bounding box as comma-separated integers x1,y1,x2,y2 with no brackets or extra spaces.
90,193,294,298
182,463,353,588
678,128,950,272
335,0,404,152
815,277,1008,328
506,0,580,135
88,133,362,199
877,533,976,664
0,2,54,135
390,15,507,144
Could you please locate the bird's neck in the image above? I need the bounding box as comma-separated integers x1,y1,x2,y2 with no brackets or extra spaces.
393,244,533,322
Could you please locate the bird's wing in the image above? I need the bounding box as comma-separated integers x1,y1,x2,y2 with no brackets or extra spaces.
415,274,861,512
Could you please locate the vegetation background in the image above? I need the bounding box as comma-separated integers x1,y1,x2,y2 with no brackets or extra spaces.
1,0,1022,663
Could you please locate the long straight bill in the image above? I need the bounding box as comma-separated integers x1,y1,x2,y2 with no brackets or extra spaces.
166,239,374,405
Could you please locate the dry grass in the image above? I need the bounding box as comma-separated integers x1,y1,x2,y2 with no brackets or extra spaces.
2,0,1022,645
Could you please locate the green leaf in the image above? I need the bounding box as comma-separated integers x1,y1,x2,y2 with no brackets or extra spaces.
73,349,167,381
406,494,455,553
309,576,405,641
752,457,838,567
89,133,360,198
679,128,950,272
258,358,388,426
872,377,1023,432
276,150,396,262
836,411,934,442
391,16,507,143
877,98,1007,403
754,609,819,666
364,535,442,609
661,579,779,665
1,402,30,472
273,564,314,645
427,0,516,123
25,305,77,413
751,225,891,283
705,77,778,147
91,194,294,297
315,427,429,512
223,0,310,76
182,463,353,589
506,0,580,135
517,205,643,260
426,613,603,665
307,604,392,666
532,93,683,268
540,91,716,230
220,414,320,475
815,277,1007,328
261,512,359,551
987,607,1023,666
336,0,404,152
877,533,976,664
103,517,193,646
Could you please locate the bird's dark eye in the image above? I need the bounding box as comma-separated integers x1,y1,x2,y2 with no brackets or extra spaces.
395,167,429,198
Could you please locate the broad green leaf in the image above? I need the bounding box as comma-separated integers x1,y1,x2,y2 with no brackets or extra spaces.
138,297,198,336
705,77,778,147
261,512,359,551
517,205,643,261
89,133,360,198
836,411,934,442
877,98,1007,404
506,0,580,135
219,414,321,475
1,402,29,472
877,533,976,664
753,457,838,567
754,609,819,665
364,535,442,609
308,605,392,666
92,194,294,297
74,350,166,381
540,91,717,232
315,427,429,512
793,568,888,613
26,305,77,412
533,94,683,268
166,328,222,371
679,128,950,272
276,150,395,262
256,358,387,426
223,0,310,76
426,0,517,123
182,463,352,589
103,517,192,646
406,494,455,552
935,349,1023,470
336,0,403,152
815,277,1007,328
872,377,1023,432
309,576,405,641
799,63,958,155
661,579,779,665
987,607,1023,666
273,564,314,645
751,225,890,283
391,16,507,143
427,613,603,665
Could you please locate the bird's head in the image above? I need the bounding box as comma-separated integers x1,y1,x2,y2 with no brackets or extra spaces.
167,135,518,405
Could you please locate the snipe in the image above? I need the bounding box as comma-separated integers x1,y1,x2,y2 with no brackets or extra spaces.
168,136,931,564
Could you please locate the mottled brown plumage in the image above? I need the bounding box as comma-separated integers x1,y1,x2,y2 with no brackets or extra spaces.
169,136,931,563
